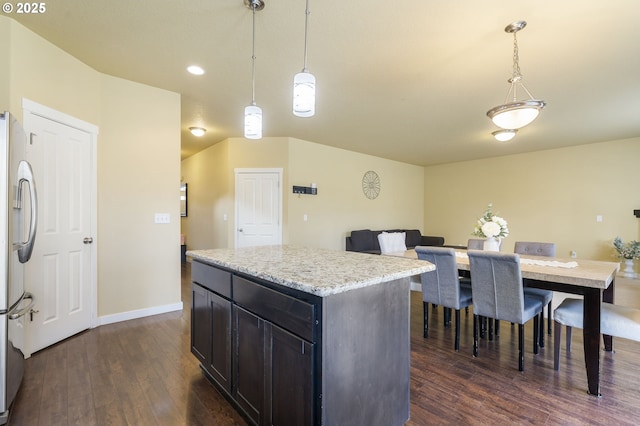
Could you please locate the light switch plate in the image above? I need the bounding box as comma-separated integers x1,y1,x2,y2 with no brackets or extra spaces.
154,213,170,224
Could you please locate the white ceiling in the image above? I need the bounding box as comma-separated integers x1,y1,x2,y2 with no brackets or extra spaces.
12,0,640,165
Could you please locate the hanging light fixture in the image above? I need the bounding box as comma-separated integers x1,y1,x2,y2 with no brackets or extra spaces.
293,0,316,117
487,21,546,130
492,129,517,142
189,127,206,137
244,0,264,139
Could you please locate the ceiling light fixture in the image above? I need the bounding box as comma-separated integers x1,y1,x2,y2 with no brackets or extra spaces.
189,127,206,137
487,21,546,130
293,0,315,117
244,0,264,139
187,65,205,75
492,129,517,142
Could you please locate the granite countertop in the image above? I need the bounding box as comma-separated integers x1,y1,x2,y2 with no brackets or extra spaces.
187,245,434,296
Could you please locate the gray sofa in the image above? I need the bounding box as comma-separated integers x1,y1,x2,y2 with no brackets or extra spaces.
345,229,445,255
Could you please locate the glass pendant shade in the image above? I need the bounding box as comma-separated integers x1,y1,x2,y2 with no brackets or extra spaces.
244,104,262,139
487,100,545,129
492,129,517,142
293,71,316,117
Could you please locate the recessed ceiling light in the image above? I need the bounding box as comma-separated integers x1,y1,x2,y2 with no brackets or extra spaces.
187,65,205,75
189,127,206,137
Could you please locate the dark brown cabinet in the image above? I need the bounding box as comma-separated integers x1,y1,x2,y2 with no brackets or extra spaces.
191,261,233,394
192,261,317,426
233,306,265,424
190,253,412,426
191,283,232,393
269,323,313,425
233,305,314,426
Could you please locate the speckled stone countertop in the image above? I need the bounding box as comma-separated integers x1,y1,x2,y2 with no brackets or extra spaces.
187,245,434,297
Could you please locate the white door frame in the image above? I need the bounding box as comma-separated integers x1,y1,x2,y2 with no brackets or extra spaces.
22,98,99,330
234,168,283,248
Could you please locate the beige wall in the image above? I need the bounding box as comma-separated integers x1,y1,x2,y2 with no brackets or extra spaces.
5,17,101,125
181,137,425,251
424,138,640,266
98,75,181,315
180,140,231,250
0,19,9,109
181,137,290,250
3,16,182,318
287,138,424,250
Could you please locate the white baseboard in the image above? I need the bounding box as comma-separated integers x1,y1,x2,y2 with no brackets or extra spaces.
97,301,184,326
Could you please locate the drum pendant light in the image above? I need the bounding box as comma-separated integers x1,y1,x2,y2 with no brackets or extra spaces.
293,0,316,117
244,0,264,139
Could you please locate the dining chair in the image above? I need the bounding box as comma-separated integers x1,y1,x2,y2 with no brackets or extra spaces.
416,246,473,351
467,250,545,371
553,298,640,371
467,238,485,250
514,241,556,346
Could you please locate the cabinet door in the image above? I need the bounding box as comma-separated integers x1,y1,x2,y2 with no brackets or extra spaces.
268,325,314,426
234,306,265,425
209,291,232,393
191,283,211,366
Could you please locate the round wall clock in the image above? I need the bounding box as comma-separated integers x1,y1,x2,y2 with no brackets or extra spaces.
362,170,381,199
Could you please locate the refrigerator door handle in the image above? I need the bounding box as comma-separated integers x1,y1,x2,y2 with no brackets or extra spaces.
8,292,35,320
15,160,38,263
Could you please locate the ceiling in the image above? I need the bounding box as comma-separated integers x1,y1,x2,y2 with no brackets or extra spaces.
12,0,640,166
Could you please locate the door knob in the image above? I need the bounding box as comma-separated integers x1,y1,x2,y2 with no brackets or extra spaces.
238,228,243,232
83,237,93,244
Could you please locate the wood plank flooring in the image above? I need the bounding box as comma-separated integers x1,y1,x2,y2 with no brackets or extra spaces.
7,264,640,425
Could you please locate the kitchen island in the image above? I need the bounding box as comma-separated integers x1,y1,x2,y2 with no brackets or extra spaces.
187,245,434,426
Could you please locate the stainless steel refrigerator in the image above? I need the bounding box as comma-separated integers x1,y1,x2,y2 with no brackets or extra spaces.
0,112,37,424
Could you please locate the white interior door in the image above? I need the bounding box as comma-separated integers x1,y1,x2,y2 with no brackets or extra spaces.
22,102,97,355
235,169,282,248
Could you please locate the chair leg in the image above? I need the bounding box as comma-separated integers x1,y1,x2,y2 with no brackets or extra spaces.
547,302,552,335
488,318,494,341
465,306,469,315
480,316,486,339
444,307,451,327
533,315,540,355
566,326,572,353
518,323,525,371
423,301,429,338
454,309,461,352
538,312,545,348
473,314,479,357
495,320,500,337
554,320,561,371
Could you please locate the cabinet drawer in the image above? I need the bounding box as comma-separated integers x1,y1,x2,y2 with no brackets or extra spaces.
192,261,232,298
233,276,315,342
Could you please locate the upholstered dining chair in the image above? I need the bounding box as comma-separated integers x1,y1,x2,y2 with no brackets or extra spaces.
467,250,545,371
514,241,556,346
467,238,485,250
416,246,473,351
553,298,640,371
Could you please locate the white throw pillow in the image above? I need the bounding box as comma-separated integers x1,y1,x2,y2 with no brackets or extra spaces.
378,232,407,254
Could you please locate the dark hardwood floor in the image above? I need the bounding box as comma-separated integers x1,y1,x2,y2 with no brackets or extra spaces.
8,264,640,425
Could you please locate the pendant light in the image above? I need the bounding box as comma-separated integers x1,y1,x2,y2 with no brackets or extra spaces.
189,127,206,137
293,0,316,117
492,129,517,142
244,0,264,139
487,21,546,130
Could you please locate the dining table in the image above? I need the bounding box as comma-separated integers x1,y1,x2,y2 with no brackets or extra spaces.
394,248,620,396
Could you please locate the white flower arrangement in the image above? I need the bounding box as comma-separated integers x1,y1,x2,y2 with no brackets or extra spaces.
472,203,509,239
